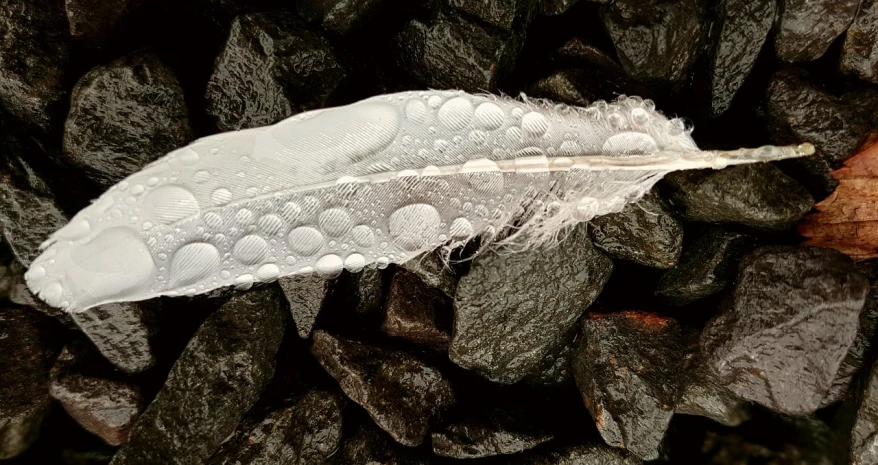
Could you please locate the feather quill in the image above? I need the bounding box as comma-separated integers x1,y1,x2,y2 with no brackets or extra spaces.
24,90,814,312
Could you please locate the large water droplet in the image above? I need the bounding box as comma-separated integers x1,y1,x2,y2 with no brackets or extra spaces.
388,204,443,251
57,219,91,240
169,242,220,287
204,212,224,229
437,97,474,130
602,132,658,155
521,112,549,136
287,227,324,256
405,99,427,123
315,254,343,278
474,102,505,130
177,148,200,165
235,209,254,225
344,253,366,272
352,225,375,247
40,282,64,306
211,188,233,206
256,263,280,281
142,185,201,224
318,208,353,237
449,217,473,239
233,235,269,265
257,214,284,235
235,274,254,290
193,170,210,183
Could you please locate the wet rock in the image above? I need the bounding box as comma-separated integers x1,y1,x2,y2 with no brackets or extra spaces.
697,415,837,465
572,312,684,461
352,267,386,317
662,164,813,231
279,274,330,339
774,0,859,62
840,0,878,84
600,0,708,83
328,422,430,465
701,246,868,415
63,50,191,189
526,70,594,107
381,269,452,349
447,0,537,31
70,302,156,374
513,442,642,465
8,275,64,317
311,330,455,446
676,346,750,427
0,307,57,459
432,406,554,459
297,0,387,35
109,286,287,465
205,12,346,132
0,181,68,267
524,330,575,388
65,0,140,46
655,228,755,306
822,283,878,406
401,250,459,298
707,0,776,116
208,390,345,465
589,190,683,269
0,0,69,130
839,354,878,465
395,11,523,92
540,0,582,16
49,342,145,446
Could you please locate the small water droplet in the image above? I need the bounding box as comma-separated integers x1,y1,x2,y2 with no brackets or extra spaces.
344,253,366,272
146,177,160,186
287,227,324,256
233,235,269,265
193,171,210,183
315,254,344,278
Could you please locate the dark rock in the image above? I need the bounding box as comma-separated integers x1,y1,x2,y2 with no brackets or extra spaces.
839,353,878,465
774,0,859,62
9,275,64,317
109,286,287,465
63,50,192,190
447,0,537,31
700,246,868,415
1,132,54,198
381,269,452,349
840,0,878,84
512,442,642,465
328,422,430,465
600,0,708,83
205,12,346,132
573,312,683,461
352,267,386,317
676,346,750,427
697,415,837,465
0,307,57,459
401,250,459,298
524,329,575,388
297,0,387,35
311,330,455,447
395,11,523,92
65,0,140,46
49,343,145,446
70,302,156,374
707,0,776,116
0,0,69,130
278,274,330,339
208,390,345,465
0,261,11,300
822,281,878,406
0,180,68,267
662,163,813,231
540,0,583,16
589,189,683,269
450,224,612,384
526,70,594,107
655,228,755,306
432,406,553,459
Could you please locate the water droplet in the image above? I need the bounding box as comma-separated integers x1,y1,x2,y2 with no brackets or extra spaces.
40,282,64,306
388,204,443,251
177,148,200,165
630,108,650,126
576,197,600,221
422,165,442,176
511,107,524,120
521,112,549,136
608,112,626,129
428,95,443,108
433,139,449,152
602,132,658,155
235,274,254,290
27,266,46,280
193,171,210,183
211,188,233,206
246,187,259,197
376,257,390,269
142,221,153,230
352,225,375,247
559,141,580,156
474,102,505,130
287,227,324,256
125,197,137,205
319,208,353,237
233,235,269,265
57,219,91,240
142,185,201,224
204,212,224,229
169,242,220,287
210,148,220,155
130,185,145,195
282,202,302,220
643,99,656,112
118,181,129,191
437,97,474,130
256,263,280,281
505,126,522,142
450,218,473,239
235,209,254,225
257,215,284,235
315,254,344,278
220,270,231,279
146,177,160,187
469,130,488,145
344,253,366,272
405,99,428,123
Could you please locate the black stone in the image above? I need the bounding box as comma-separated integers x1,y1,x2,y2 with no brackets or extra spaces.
0,180,68,267
526,70,594,107
696,415,838,465
431,406,554,459
512,441,642,465
205,12,346,132
328,422,430,465
70,302,156,374
840,0,878,84
662,164,813,231
572,311,683,461
676,345,750,427
8,274,64,317
447,0,537,31
700,246,868,415
401,250,459,298
63,50,192,190
540,0,586,16
352,267,387,317
297,0,388,35
381,269,452,350
655,228,755,306
589,189,683,269
774,0,859,62
311,330,455,447
524,328,575,388
278,274,330,339
838,354,878,465
109,286,287,465
451,225,612,384
208,390,345,465
65,0,141,46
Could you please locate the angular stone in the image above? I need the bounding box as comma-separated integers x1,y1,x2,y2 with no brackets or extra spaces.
0,181,68,267
589,190,683,269
823,286,878,406
573,312,683,461
707,0,776,116
382,269,452,349
701,246,868,415
447,0,537,31
451,225,612,384
524,328,575,388
432,406,553,459
774,0,859,62
279,274,330,339
109,286,287,465
49,342,145,446
328,422,430,465
401,250,459,298
311,331,455,447
676,346,750,427
208,390,345,465
206,12,345,132
655,228,755,306
8,275,64,317
0,0,69,130
600,0,707,83
70,302,156,374
841,0,878,84
663,164,813,231
512,442,642,465
65,0,140,46
839,355,878,465
352,267,386,317
297,0,387,35
526,70,593,107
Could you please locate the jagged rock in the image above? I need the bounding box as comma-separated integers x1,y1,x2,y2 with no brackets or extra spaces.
451,225,612,384
432,406,553,459
840,0,878,84
526,70,594,107
297,0,387,35
382,269,452,349
524,329,575,388
0,180,68,267
8,275,63,317
328,422,430,465
279,274,330,339
109,286,287,465
572,311,683,461
401,250,459,298
205,11,346,132
352,267,386,317
311,331,455,446
447,0,537,31
701,246,868,415
774,0,860,62
70,302,156,374
676,346,750,427
512,441,642,464
838,353,878,465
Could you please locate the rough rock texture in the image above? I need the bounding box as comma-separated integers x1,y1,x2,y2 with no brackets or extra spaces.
382,269,452,349
707,0,776,116
208,390,345,465
701,246,868,415
774,0,859,62
540,0,585,16
447,0,536,31
311,331,455,446
696,415,836,465
451,225,612,384
823,287,878,406
589,190,683,269
49,343,145,446
65,0,140,46
524,329,576,388
513,442,643,465
663,164,813,231
840,355,878,465
0,307,57,459
572,312,683,461
328,423,430,465
70,302,156,374
63,50,191,189
655,228,754,306
278,274,330,338
109,286,287,465
600,0,707,83
206,11,345,132
431,407,553,459
675,346,750,427
0,0,69,130
401,250,459,298
352,267,386,317
840,0,878,84
297,0,387,35
0,181,68,266
9,275,65,317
